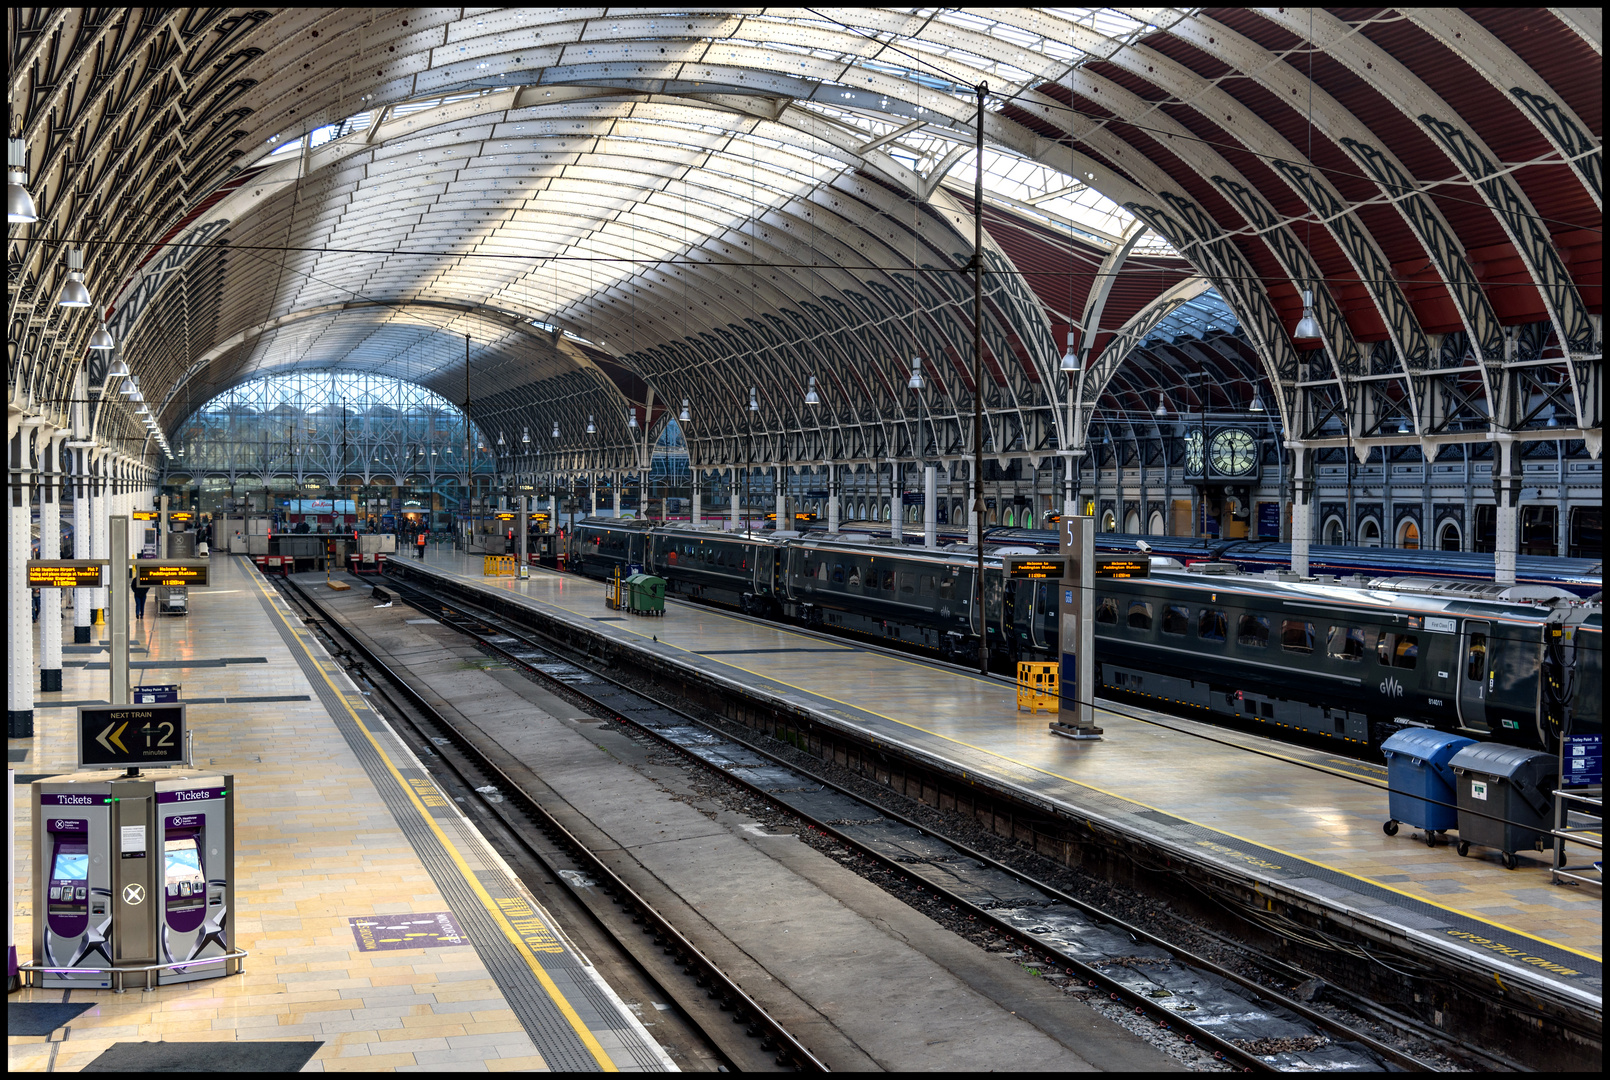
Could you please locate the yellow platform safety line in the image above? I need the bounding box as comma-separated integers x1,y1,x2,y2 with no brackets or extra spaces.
246,568,618,1070
467,568,1603,967
482,554,517,577
1016,661,1058,715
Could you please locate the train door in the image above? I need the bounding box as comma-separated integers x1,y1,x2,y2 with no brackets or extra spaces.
1456,619,1491,733
1030,582,1054,650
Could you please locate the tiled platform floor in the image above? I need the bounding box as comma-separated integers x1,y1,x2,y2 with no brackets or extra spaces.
9,554,667,1072
398,547,1602,1006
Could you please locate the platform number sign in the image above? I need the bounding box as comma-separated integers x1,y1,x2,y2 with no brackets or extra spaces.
77,704,187,769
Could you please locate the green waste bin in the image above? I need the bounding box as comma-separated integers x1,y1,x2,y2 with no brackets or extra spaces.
625,573,666,616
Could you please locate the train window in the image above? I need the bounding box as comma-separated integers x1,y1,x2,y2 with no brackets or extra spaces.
1127,601,1153,631
1326,626,1365,662
1161,605,1190,636
1378,633,1419,669
1237,614,1270,648
847,564,862,587
1197,609,1227,642
816,561,829,581
919,574,936,596
1095,598,1118,625
881,570,895,592
898,572,916,597
1465,634,1487,681
937,576,955,600
1281,620,1315,654
832,563,845,584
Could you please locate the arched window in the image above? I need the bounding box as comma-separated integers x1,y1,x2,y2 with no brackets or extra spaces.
1322,516,1345,546
882,500,891,521
1148,510,1166,536
1124,509,1141,533
1020,508,1034,529
1003,507,1015,527
1438,521,1462,552
1101,509,1117,532
1359,517,1382,548
1397,518,1420,550
951,499,964,525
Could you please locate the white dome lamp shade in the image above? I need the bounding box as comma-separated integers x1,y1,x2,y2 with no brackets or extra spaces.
586,414,596,435
1293,289,1321,341
8,137,37,224
678,399,690,423
88,318,116,351
749,387,759,412
908,355,925,391
627,408,638,430
804,375,820,406
1059,332,1080,374
57,248,92,307
551,420,560,439
106,356,129,379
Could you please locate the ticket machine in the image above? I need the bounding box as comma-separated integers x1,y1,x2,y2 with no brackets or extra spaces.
31,773,237,991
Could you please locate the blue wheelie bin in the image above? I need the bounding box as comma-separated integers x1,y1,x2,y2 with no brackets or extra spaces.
1380,728,1475,847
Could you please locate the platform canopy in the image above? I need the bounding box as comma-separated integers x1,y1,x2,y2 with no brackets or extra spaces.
7,8,1601,474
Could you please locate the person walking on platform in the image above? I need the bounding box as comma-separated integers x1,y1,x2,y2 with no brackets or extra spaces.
415,530,427,560
131,567,150,620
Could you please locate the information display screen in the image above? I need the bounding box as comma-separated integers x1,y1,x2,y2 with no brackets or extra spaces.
132,511,159,521
78,704,187,768
54,849,90,881
1096,557,1151,579
135,561,210,587
28,561,106,588
1007,557,1067,579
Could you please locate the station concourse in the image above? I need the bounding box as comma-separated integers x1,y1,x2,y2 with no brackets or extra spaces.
8,6,1602,1073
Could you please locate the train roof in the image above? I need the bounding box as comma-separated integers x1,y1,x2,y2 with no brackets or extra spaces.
1145,566,1597,624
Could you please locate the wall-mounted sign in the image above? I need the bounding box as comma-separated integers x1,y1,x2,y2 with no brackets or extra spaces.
134,561,210,587
1095,556,1150,579
132,511,159,521
28,560,107,588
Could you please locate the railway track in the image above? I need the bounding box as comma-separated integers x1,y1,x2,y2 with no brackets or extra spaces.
358,567,1469,1073
272,575,826,1073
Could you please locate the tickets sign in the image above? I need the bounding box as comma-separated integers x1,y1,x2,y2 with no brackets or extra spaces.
28,560,107,588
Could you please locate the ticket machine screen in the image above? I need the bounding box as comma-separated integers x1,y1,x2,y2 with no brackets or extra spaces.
48,840,90,935
164,837,204,902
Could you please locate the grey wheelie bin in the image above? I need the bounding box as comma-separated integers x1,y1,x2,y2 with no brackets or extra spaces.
1447,742,1556,869
1380,728,1474,846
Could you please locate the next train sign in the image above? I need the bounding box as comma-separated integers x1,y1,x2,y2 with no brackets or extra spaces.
1006,557,1067,579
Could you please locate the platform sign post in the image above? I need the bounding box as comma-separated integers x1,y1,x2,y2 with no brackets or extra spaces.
110,517,130,706
1054,515,1103,740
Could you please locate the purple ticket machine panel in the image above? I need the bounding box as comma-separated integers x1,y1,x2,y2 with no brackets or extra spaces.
155,775,236,985
32,780,116,988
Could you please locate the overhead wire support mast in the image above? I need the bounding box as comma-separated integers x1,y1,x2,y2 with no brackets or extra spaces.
973,80,988,677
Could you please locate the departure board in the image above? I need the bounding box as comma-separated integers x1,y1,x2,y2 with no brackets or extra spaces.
1006,557,1067,579
135,561,210,587
1096,556,1150,579
132,511,159,520
28,560,106,588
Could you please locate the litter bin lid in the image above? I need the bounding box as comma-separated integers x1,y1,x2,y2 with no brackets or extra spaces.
1381,728,1475,766
1448,741,1555,781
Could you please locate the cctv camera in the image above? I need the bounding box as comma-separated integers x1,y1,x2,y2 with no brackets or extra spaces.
1136,540,1152,554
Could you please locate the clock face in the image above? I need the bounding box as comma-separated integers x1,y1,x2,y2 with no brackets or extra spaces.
1210,429,1257,476
1185,430,1205,472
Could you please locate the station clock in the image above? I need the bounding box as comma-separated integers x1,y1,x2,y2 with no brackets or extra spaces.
1184,430,1205,473
1209,428,1258,477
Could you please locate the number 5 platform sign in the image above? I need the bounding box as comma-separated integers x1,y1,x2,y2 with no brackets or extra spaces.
77,704,187,769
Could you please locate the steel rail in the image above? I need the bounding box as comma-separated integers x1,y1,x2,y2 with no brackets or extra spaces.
275,575,829,1072
380,568,1449,1073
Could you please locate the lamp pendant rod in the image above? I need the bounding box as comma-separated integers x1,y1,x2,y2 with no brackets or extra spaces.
972,81,988,677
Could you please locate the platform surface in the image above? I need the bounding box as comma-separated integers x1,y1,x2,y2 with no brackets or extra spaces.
10,554,670,1072
398,547,1603,1009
